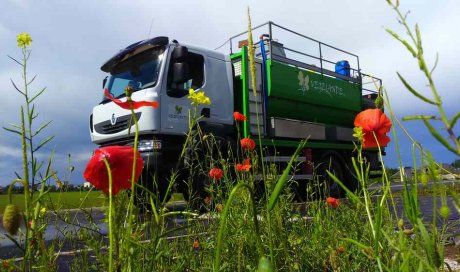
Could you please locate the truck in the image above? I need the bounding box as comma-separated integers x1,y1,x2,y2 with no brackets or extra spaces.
89,22,383,206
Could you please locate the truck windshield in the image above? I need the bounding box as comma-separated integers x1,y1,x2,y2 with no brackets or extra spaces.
103,46,165,101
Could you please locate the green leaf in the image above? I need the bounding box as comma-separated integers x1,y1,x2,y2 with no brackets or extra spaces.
397,72,438,105
450,112,460,129
34,160,44,173
4,234,24,253
415,24,423,55
30,87,47,103
33,120,52,136
268,140,307,211
351,157,362,181
422,119,457,154
326,170,361,205
3,126,22,136
430,52,439,75
386,28,417,57
402,115,436,121
9,78,25,96
33,135,54,152
30,104,35,120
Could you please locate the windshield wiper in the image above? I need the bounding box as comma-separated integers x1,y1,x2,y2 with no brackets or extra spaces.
115,93,126,99
140,81,157,90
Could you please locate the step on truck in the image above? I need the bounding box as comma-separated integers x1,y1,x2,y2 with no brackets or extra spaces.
89,22,384,205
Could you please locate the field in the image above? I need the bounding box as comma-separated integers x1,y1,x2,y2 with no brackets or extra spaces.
0,191,106,215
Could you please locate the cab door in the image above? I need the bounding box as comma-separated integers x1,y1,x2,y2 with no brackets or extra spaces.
160,46,207,135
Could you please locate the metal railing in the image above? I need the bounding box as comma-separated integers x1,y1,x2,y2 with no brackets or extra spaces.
225,21,382,94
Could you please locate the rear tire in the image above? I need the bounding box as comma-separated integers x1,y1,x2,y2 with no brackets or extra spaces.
317,155,345,198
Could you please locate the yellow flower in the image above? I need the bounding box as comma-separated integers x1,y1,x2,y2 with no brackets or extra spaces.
40,207,47,215
188,88,211,106
17,32,32,48
352,126,364,141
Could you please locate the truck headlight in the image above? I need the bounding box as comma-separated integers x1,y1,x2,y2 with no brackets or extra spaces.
138,140,161,152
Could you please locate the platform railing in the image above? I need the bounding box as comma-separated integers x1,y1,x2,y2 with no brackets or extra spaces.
227,21,382,92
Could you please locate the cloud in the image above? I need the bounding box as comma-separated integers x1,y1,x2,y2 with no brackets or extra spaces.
0,0,458,186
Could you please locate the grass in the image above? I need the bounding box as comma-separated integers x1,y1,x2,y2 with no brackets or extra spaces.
0,191,185,215
2,2,459,271
0,191,106,215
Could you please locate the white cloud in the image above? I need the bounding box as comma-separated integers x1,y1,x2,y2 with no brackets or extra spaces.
0,0,458,184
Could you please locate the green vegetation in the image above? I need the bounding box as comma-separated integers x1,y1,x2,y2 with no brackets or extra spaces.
1,1,460,271
0,191,106,215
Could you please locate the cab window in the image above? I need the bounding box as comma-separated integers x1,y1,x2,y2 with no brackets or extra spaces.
167,51,204,96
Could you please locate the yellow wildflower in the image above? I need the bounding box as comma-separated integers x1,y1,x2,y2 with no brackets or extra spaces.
17,33,32,48
352,126,364,141
188,89,211,105
40,207,46,215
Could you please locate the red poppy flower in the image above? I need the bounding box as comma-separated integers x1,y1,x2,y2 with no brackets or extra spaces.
240,138,256,151
233,111,247,122
354,109,392,149
84,146,144,195
193,239,200,252
209,168,224,181
104,89,159,110
326,197,340,208
236,158,252,172
204,196,212,205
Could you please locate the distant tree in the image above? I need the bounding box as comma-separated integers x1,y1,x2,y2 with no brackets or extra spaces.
451,159,460,170
385,168,399,178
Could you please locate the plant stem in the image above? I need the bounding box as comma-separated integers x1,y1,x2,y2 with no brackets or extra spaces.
214,183,263,271
103,158,114,272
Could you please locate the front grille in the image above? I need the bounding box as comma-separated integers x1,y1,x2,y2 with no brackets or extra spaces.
94,112,142,134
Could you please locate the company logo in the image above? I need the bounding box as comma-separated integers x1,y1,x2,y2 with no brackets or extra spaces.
110,113,117,125
298,71,309,95
297,70,344,97
175,105,182,114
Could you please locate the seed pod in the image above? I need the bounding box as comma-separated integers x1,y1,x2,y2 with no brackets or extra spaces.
403,228,414,236
374,95,384,109
257,256,273,272
398,218,404,230
439,205,450,220
3,204,22,235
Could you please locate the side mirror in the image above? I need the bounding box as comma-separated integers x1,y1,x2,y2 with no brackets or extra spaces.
172,46,188,61
102,76,108,89
172,62,190,83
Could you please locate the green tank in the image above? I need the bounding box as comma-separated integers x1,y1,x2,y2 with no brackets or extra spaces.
267,60,362,128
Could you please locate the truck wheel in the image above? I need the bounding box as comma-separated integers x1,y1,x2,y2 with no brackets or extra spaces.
317,156,344,198
180,173,208,212
136,170,168,211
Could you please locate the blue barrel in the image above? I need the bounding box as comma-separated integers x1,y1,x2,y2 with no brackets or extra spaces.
335,60,350,77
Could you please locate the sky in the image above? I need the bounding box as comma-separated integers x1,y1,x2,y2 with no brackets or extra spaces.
0,0,459,187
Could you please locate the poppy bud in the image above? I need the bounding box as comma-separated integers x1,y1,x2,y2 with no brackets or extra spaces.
439,205,450,220
398,218,404,230
374,95,384,109
2,204,22,235
403,228,414,236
